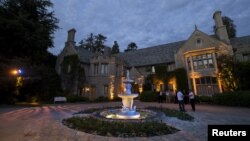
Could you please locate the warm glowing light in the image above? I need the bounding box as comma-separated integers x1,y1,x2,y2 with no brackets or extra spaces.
85,87,90,91
11,69,22,75
106,114,115,118
109,75,115,100
11,70,18,75
139,87,143,93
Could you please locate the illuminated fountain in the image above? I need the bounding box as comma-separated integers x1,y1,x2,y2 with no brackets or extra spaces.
99,69,156,120
116,69,140,119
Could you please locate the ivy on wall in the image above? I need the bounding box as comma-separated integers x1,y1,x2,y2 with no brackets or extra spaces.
174,68,189,94
61,55,80,74
61,55,85,95
144,64,188,93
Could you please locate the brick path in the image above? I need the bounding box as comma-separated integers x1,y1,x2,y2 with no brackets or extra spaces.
0,101,250,141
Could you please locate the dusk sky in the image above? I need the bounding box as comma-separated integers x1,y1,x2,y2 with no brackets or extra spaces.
49,0,250,55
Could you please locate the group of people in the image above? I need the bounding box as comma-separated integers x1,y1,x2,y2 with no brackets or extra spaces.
158,90,174,103
158,89,196,112
176,89,195,112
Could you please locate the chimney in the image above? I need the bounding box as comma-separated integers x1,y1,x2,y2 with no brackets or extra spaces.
213,11,230,44
67,28,76,43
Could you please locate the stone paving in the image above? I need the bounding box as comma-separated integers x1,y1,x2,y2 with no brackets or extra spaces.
0,101,250,141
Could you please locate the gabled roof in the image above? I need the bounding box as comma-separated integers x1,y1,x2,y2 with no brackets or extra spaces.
74,47,94,63
116,41,185,67
230,35,250,47
74,35,250,66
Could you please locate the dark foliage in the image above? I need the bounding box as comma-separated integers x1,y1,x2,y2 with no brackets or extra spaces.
63,116,179,137
124,42,138,52
0,0,61,104
235,61,250,90
111,41,120,54
0,0,59,64
140,91,159,102
79,33,107,53
212,91,250,107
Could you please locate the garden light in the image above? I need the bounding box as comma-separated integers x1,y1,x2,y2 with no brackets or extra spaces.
11,69,22,75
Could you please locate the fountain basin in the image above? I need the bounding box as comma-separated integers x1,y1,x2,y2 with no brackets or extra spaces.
116,110,140,119
118,94,138,110
118,94,138,98
99,108,157,120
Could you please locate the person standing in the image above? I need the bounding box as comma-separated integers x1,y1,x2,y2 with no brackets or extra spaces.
165,90,170,103
158,90,163,103
189,89,195,111
177,90,186,112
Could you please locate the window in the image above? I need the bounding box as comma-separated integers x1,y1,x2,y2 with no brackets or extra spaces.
243,53,250,61
67,65,71,73
152,66,155,73
94,64,98,74
192,53,214,70
104,85,109,96
195,77,217,84
208,59,214,68
101,63,108,74
187,57,191,70
193,61,198,70
167,63,175,72
196,38,202,47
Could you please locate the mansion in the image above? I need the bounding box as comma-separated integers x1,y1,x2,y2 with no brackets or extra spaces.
55,11,250,99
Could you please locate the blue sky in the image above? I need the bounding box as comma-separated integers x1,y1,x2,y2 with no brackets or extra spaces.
49,0,250,55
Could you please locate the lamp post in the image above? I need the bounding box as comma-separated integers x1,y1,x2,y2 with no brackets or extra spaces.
10,69,23,96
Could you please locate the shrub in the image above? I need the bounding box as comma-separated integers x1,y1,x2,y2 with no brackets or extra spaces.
94,96,109,102
212,91,250,107
63,117,179,137
147,107,194,121
66,95,89,103
139,91,158,102
196,95,212,103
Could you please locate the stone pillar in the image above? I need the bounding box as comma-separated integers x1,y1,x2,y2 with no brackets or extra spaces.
190,57,197,95
212,53,223,93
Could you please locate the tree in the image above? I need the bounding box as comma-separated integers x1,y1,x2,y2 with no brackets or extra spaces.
124,42,138,52
217,54,238,91
235,61,250,90
213,16,236,39
94,34,107,53
0,0,59,64
83,33,95,51
0,0,60,103
80,33,107,53
111,41,120,54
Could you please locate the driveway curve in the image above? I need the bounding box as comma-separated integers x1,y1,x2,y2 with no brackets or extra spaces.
0,101,250,141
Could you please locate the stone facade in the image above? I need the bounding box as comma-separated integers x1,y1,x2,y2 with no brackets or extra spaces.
56,11,250,98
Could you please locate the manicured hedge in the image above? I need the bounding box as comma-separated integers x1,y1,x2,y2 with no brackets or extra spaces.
195,95,213,103
212,91,250,107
